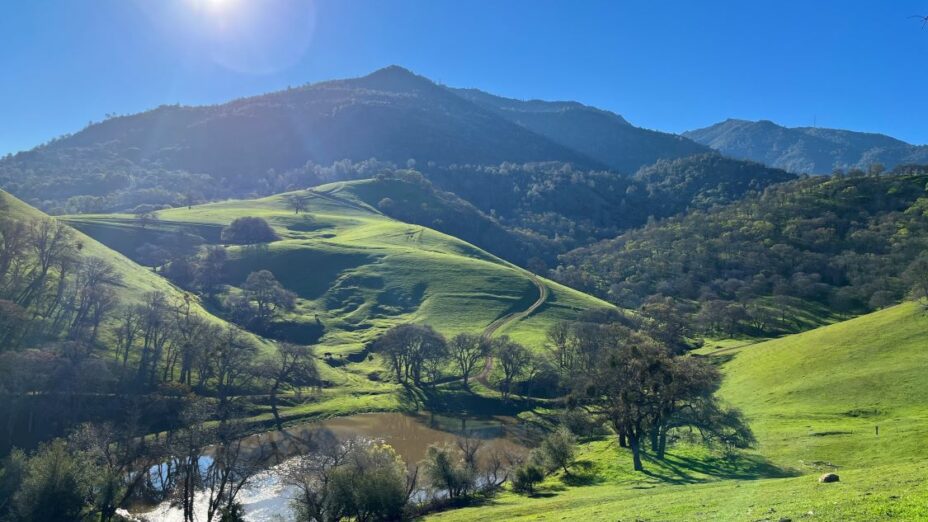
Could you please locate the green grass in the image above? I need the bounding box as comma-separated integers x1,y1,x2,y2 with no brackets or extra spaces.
428,302,928,520
65,181,610,354
1,190,275,355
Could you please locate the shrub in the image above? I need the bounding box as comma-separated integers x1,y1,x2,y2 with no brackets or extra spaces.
511,463,545,495
221,217,279,244
559,408,606,438
538,426,577,474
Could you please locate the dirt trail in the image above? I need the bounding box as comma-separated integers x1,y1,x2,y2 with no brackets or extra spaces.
307,187,381,214
475,274,548,386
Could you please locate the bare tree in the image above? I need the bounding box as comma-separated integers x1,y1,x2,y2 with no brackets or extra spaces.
240,270,296,331
493,336,530,399
203,422,269,522
259,343,319,430
285,194,310,214
448,333,489,387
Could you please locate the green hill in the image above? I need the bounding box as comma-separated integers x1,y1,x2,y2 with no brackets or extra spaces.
1,190,229,316
63,183,611,354
428,302,928,521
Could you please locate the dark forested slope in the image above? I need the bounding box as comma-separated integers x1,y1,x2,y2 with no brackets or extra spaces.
454,88,708,173
556,166,928,335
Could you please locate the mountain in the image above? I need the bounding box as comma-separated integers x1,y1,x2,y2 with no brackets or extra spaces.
0,66,716,215
685,118,928,174
453,88,709,173
0,66,601,213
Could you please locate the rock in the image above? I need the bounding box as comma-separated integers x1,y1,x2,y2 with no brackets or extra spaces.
819,473,840,483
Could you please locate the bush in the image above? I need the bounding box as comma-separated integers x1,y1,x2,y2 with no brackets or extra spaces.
538,427,577,474
559,408,606,438
511,463,545,495
221,217,279,244
325,443,409,521
421,444,475,500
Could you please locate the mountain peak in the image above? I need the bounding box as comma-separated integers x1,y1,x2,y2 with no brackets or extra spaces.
353,65,435,92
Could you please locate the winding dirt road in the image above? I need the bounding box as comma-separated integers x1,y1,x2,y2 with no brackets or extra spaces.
475,274,548,386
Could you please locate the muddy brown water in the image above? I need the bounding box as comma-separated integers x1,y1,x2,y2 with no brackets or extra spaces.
243,411,531,467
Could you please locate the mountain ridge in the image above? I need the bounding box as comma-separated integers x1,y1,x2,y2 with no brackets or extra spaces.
685,118,928,174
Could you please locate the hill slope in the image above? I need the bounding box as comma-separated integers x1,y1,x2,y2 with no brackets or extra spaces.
713,301,928,470
685,118,928,174
429,302,928,521
556,168,928,335
0,190,233,317
454,88,708,173
64,184,611,353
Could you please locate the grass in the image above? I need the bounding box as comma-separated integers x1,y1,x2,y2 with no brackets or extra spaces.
57,182,611,431
64,181,610,355
428,302,928,520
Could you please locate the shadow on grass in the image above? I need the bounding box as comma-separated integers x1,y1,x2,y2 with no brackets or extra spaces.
640,451,798,485
561,460,603,486
397,382,538,418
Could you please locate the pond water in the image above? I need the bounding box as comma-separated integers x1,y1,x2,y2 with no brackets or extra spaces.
133,412,529,521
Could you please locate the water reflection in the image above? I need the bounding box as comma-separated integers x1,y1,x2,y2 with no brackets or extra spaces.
136,412,529,521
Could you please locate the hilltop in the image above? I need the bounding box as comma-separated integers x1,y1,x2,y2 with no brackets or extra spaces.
685,118,928,174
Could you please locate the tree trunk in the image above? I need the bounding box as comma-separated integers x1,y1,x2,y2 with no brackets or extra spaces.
657,430,668,460
649,428,659,452
618,430,627,448
629,435,643,471
270,382,282,431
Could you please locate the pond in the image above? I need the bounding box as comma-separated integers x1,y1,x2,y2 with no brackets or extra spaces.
134,412,530,521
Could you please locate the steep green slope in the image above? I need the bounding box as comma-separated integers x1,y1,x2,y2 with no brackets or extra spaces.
1,190,273,351
64,186,610,353
313,175,547,265
4,190,197,310
430,303,928,521
712,301,928,470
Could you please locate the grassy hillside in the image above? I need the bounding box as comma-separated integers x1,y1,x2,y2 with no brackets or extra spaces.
3,190,205,312
64,184,610,354
1,189,276,357
710,301,928,470
429,302,928,520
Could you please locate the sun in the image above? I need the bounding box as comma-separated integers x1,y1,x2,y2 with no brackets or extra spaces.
191,0,235,12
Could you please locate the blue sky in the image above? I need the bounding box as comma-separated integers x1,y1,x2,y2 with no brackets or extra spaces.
2,0,927,155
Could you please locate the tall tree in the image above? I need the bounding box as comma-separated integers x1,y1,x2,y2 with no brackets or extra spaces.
448,333,489,387
259,343,319,430
375,324,447,386
493,336,531,399
241,270,296,331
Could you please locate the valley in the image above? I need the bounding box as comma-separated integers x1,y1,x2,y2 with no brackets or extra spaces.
2,10,928,518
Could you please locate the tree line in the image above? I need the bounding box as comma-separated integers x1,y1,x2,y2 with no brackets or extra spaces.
557,167,928,336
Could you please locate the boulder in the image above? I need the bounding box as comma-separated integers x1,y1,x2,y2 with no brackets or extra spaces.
818,473,840,483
